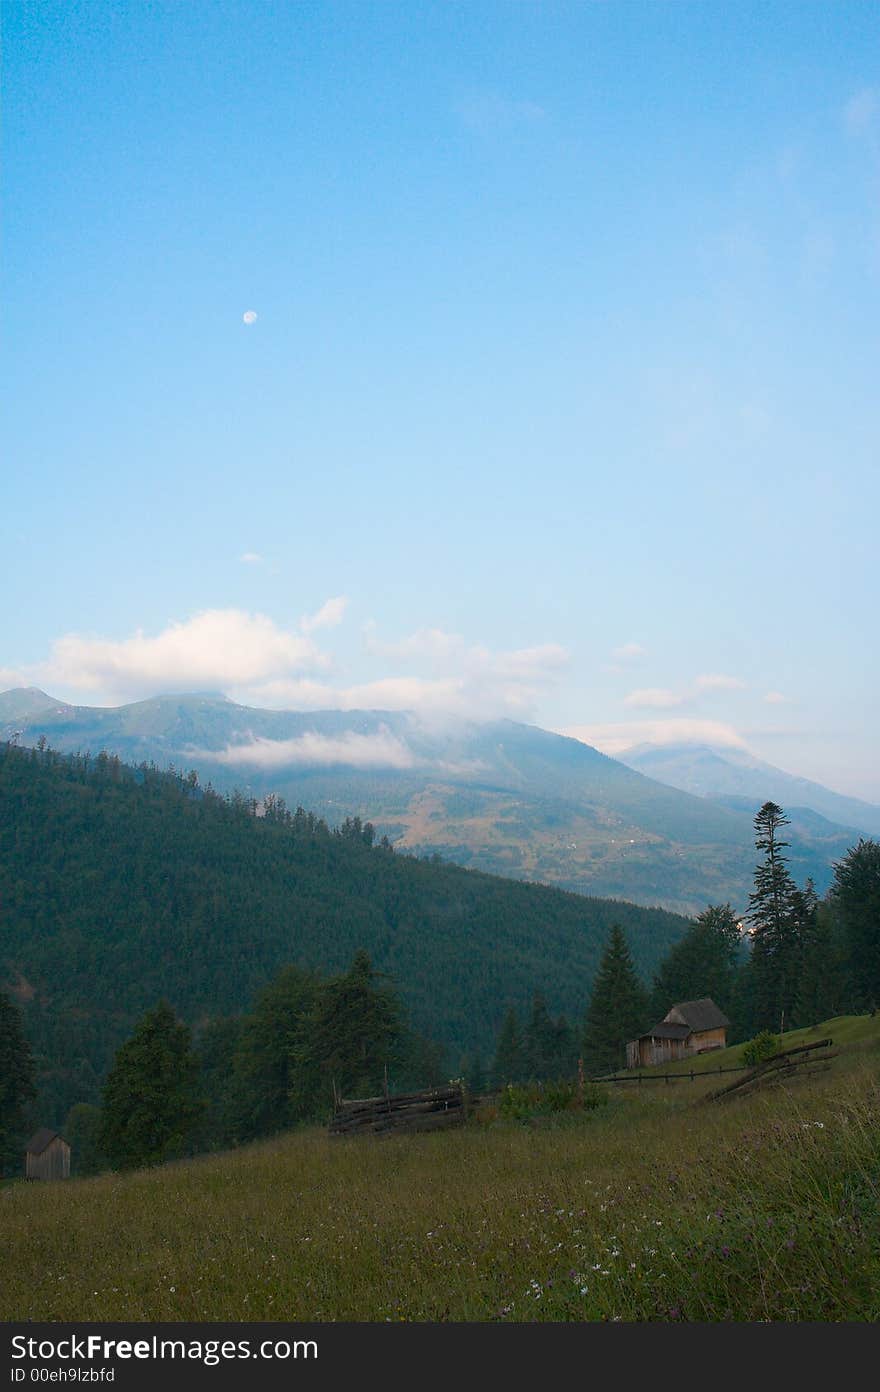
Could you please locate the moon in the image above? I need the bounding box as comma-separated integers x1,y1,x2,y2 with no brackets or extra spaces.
242,310,258,325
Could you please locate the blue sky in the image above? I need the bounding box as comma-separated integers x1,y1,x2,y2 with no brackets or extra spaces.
3,1,879,798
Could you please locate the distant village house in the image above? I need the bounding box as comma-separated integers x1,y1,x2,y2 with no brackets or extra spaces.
626,997,729,1070
25,1128,70,1181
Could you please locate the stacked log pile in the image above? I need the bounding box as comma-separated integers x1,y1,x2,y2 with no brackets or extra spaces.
703,1037,837,1103
328,1084,465,1137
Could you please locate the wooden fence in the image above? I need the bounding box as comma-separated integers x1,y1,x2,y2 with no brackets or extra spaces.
595,1064,748,1086
329,1084,466,1137
702,1037,836,1103
595,1037,836,1092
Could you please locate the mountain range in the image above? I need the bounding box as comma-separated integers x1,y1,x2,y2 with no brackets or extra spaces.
619,742,880,839
2,686,873,915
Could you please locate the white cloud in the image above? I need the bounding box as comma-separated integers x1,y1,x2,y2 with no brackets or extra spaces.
0,666,26,689
199,727,415,771
300,596,348,634
236,663,563,722
764,690,788,704
623,687,684,709
353,627,569,720
562,719,747,756
242,310,258,325
611,642,645,662
10,610,569,724
239,552,264,565
486,644,569,680
42,610,325,701
695,673,747,692
844,87,878,133
239,675,464,715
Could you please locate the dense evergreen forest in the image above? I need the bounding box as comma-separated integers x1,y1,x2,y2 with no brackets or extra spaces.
0,741,691,1123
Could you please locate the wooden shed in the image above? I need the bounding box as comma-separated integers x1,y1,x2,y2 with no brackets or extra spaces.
627,997,730,1069
25,1128,71,1181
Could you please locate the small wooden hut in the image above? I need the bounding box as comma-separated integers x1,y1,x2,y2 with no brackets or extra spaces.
25,1128,71,1180
627,997,729,1069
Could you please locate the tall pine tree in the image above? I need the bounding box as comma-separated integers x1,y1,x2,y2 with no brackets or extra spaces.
292,950,404,1114
795,900,850,1026
746,803,804,1032
99,1001,203,1170
0,990,36,1177
524,992,556,1080
582,925,649,1074
651,903,741,1022
225,964,320,1142
492,1007,525,1087
831,839,880,1010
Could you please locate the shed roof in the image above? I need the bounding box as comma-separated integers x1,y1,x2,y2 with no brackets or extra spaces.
641,1022,691,1041
664,997,730,1032
26,1128,64,1156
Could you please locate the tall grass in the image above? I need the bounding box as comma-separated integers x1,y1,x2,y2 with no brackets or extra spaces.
3,1049,878,1322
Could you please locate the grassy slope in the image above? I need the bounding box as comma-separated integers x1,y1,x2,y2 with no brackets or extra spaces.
3,1016,878,1323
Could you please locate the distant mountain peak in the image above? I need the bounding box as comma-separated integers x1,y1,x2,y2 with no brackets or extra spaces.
621,741,880,839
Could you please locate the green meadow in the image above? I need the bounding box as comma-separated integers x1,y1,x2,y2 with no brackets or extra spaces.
3,1016,878,1324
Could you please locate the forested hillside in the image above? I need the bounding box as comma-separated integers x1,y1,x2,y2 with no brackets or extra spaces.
1,689,858,913
0,742,691,1122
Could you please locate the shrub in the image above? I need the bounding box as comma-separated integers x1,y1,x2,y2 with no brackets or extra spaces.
498,1079,606,1121
741,1030,779,1067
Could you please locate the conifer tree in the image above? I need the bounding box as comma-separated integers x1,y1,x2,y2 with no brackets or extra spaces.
292,950,404,1114
582,925,650,1075
226,965,319,1141
524,992,556,1080
746,803,804,1031
99,1001,203,1170
464,1052,485,1095
0,990,36,1176
831,839,880,1009
795,901,850,1026
548,1014,578,1080
62,1103,106,1177
651,904,742,1021
492,1007,525,1087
